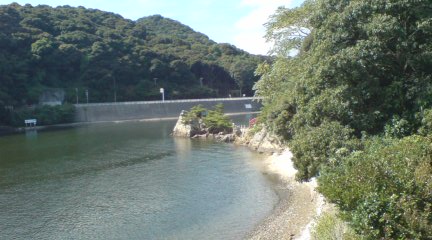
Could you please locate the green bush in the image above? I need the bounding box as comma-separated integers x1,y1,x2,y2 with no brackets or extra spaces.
9,104,75,127
418,108,432,136
312,210,362,240
181,104,207,124
181,104,233,134
202,103,232,134
0,105,12,126
203,111,232,134
35,104,75,125
318,135,432,239
384,116,414,138
289,121,360,181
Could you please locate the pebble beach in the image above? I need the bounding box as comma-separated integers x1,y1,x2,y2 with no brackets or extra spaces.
246,150,326,240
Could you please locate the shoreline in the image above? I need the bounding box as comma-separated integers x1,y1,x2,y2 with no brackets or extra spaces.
246,150,325,240
0,111,259,136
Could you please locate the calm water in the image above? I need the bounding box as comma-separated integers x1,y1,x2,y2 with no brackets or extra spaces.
0,117,278,240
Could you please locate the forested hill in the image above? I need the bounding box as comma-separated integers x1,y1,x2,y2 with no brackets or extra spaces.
0,3,266,107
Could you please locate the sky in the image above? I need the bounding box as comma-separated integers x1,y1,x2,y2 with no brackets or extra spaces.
0,0,304,55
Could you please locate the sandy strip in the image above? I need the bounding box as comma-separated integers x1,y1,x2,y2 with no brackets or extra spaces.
246,150,325,240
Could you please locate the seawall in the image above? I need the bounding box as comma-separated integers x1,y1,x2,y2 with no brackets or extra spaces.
74,97,262,122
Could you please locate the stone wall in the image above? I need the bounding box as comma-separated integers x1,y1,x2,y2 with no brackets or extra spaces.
74,97,261,122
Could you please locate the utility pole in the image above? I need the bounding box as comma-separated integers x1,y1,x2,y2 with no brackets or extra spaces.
160,88,165,102
75,88,79,104
114,76,117,103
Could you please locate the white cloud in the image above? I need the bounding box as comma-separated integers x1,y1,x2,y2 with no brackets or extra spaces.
234,0,293,55
234,32,273,56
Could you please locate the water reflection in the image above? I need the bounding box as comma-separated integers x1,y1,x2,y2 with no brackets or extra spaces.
25,129,38,140
173,137,192,161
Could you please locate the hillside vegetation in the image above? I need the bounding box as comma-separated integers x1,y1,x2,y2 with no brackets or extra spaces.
255,0,432,239
0,3,264,111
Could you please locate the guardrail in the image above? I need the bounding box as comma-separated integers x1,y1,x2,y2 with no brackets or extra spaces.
74,97,262,107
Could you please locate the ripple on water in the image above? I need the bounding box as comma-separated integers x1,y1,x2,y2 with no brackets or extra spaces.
0,120,278,240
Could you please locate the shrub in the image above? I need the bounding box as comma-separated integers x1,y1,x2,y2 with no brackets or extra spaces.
384,116,413,138
203,109,232,134
0,106,12,126
289,121,360,181
318,135,432,239
312,210,362,240
201,103,232,134
418,108,432,136
181,104,233,134
181,104,207,124
261,101,296,140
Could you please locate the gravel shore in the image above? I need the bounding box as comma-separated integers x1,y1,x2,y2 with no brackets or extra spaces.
246,150,325,240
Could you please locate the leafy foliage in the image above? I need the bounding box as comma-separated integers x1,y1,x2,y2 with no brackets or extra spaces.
318,135,432,239
181,104,207,124
182,104,233,134
290,121,360,181
418,108,432,136
203,103,233,134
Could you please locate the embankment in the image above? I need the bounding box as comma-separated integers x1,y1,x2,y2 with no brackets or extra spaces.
74,97,261,122
235,128,325,240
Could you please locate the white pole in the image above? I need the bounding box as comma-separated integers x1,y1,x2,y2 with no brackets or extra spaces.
160,88,165,102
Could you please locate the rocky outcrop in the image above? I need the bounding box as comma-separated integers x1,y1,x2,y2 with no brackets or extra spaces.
173,111,283,149
172,110,239,142
172,111,205,137
235,127,284,153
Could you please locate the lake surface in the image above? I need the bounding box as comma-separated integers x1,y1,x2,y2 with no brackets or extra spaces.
0,116,278,240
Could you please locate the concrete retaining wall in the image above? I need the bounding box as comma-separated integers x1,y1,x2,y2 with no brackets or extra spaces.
74,97,262,122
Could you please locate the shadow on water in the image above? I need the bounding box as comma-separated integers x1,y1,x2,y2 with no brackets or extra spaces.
0,150,175,188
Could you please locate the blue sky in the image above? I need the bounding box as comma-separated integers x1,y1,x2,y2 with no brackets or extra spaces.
0,0,304,55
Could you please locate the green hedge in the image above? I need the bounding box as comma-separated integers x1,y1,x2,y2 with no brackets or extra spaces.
5,104,75,127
